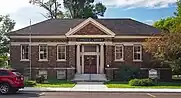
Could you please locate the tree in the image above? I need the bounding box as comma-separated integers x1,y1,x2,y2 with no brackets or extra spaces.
144,32,181,75
63,0,106,19
174,0,181,17
153,17,176,33
154,0,181,32
0,15,15,68
29,0,64,19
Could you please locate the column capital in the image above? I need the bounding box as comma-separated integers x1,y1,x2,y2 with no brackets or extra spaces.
76,43,81,45
100,43,105,46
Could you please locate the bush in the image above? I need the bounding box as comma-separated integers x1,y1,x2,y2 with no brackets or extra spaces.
25,81,36,87
115,65,142,81
36,75,45,83
129,79,154,86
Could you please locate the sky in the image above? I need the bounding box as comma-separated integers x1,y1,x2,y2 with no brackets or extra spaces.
0,0,178,30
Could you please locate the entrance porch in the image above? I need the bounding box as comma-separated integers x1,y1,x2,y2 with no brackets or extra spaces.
76,44,105,74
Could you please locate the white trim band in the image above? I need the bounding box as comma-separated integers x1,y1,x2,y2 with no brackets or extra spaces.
11,42,67,46
10,36,66,39
115,36,160,39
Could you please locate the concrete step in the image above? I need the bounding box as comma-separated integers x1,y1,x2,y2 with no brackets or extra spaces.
72,74,108,82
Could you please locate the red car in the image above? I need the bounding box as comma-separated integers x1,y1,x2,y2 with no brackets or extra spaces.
0,69,24,94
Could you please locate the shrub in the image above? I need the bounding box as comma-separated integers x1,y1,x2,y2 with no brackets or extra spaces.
35,75,45,83
115,65,142,81
129,79,154,86
25,81,36,87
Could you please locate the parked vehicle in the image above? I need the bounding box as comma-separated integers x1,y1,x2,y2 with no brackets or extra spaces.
0,69,24,94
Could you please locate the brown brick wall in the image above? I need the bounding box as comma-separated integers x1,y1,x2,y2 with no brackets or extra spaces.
74,23,107,35
105,45,151,68
10,45,75,78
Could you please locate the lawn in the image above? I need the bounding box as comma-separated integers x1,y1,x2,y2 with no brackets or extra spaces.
26,80,76,88
105,81,181,89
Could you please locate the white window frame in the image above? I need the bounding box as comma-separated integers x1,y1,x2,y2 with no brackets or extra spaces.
57,45,66,61
20,44,29,61
56,70,66,79
133,44,142,62
39,70,48,79
115,44,124,61
39,45,48,61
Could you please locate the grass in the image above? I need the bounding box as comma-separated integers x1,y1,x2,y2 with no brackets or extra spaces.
105,81,181,89
26,80,76,88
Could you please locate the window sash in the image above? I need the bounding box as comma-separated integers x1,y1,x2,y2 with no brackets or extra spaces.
21,45,29,60
39,45,48,60
115,45,124,61
133,45,142,61
57,45,66,61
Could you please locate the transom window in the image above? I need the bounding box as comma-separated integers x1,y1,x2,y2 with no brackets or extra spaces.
21,45,29,60
133,45,142,61
115,45,124,61
39,45,48,61
57,45,66,61
84,45,97,52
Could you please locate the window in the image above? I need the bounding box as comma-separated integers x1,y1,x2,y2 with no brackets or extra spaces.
115,45,124,61
57,70,66,79
0,70,9,76
57,45,66,61
133,45,142,61
39,45,48,61
39,70,47,79
21,45,29,60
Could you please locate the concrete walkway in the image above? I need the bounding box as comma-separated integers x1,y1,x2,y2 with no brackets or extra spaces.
73,82,108,90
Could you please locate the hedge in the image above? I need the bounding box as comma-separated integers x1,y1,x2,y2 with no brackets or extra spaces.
129,79,154,86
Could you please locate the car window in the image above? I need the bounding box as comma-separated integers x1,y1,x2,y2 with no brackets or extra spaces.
11,70,22,76
0,70,9,76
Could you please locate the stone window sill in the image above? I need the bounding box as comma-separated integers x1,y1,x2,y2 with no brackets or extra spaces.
57,59,66,62
38,59,48,62
20,59,30,62
114,59,124,62
133,60,143,62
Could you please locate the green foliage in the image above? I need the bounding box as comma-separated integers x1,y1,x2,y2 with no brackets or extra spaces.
153,17,176,33
144,32,181,74
0,15,15,55
115,65,142,81
63,0,106,19
0,55,8,68
29,0,64,19
24,80,37,87
129,79,154,86
153,0,181,33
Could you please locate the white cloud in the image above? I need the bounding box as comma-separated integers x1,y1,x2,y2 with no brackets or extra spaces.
0,0,31,15
96,0,177,9
144,20,155,25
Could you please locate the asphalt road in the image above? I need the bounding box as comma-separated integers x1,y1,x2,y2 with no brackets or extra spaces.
0,92,181,98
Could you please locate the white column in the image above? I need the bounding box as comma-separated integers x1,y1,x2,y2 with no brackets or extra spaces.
76,44,81,73
100,44,104,74
81,45,84,74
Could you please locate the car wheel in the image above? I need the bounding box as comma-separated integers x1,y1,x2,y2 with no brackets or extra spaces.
0,83,10,94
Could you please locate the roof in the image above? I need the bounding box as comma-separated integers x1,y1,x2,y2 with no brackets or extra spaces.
10,18,161,36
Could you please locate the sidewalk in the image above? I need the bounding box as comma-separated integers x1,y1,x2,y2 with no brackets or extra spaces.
21,82,181,93
20,87,181,93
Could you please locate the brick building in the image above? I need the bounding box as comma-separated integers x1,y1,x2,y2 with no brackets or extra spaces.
9,18,172,81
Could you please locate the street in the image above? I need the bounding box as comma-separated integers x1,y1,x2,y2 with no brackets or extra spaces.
0,92,181,98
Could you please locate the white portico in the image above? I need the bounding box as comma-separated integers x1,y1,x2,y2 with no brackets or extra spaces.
65,18,115,75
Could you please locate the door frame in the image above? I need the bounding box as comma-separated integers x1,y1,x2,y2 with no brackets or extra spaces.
81,45,100,74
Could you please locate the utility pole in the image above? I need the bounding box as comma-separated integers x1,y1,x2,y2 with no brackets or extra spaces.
29,19,32,80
